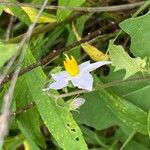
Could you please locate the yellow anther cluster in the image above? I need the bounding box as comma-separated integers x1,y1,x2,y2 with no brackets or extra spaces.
64,55,79,76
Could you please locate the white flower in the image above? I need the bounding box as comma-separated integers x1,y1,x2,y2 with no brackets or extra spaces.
43,55,111,91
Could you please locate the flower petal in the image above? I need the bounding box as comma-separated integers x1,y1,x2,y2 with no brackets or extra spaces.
79,61,90,71
48,78,69,90
51,71,69,80
83,61,112,72
71,72,93,91
42,71,70,91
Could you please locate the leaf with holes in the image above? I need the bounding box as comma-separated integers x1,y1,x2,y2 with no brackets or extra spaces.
21,49,88,150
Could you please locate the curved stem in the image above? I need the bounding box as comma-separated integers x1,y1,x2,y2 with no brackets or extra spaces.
120,130,136,150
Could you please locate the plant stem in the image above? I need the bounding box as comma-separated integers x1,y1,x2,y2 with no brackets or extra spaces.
120,130,136,150
0,1,144,13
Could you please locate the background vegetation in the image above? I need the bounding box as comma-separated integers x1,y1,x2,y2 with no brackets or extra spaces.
0,0,150,149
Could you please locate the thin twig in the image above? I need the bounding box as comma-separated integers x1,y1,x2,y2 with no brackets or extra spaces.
5,16,16,41
0,1,144,13
0,0,49,147
11,102,36,116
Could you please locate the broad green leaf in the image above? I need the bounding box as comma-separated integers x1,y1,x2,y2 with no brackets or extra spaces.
57,0,85,21
0,42,17,69
74,91,121,130
80,126,110,149
101,68,150,111
108,41,146,79
18,122,41,150
21,49,88,150
21,7,56,23
148,110,150,139
98,88,148,135
72,23,109,61
120,10,150,57
14,78,46,148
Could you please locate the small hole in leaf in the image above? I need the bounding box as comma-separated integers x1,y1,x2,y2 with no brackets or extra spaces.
67,123,70,127
76,137,79,141
71,128,76,132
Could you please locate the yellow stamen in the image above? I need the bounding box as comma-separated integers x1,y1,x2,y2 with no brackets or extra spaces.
64,55,79,76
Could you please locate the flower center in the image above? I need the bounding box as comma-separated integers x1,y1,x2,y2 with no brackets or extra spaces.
64,55,79,76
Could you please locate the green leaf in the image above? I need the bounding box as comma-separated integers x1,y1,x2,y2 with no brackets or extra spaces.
6,0,31,25
98,88,148,135
21,49,88,150
120,10,150,57
74,91,121,130
108,41,146,79
80,126,109,149
116,129,150,150
14,78,46,148
0,6,4,16
57,0,85,21
148,110,150,139
3,134,25,150
101,69,150,111
18,122,41,150
0,42,17,69
21,7,56,23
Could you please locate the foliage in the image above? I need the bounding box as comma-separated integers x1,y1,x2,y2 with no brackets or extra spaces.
120,10,150,57
0,0,150,150
108,40,146,79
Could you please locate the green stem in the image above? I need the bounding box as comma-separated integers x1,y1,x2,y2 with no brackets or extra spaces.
132,0,150,17
94,134,110,149
120,130,136,150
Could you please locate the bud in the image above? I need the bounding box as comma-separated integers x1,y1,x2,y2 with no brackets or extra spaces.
68,98,85,111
